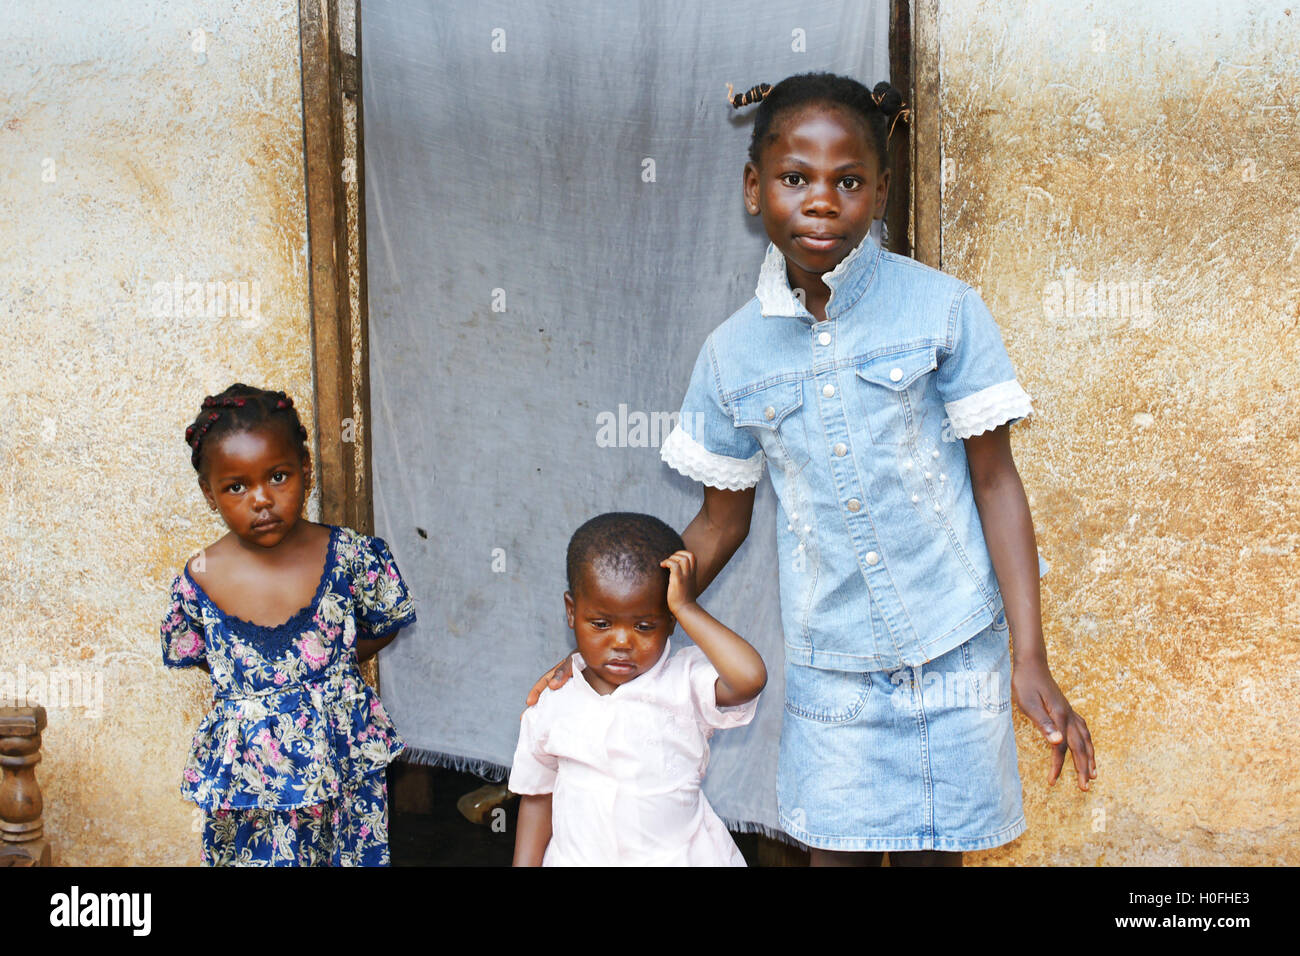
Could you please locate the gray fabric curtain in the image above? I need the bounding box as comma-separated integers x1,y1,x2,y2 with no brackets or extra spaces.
364,0,890,836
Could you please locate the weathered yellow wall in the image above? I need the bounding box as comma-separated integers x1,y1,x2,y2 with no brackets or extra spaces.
940,0,1300,864
0,0,314,864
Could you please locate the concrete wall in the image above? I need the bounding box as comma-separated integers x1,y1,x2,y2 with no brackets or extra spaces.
940,0,1299,864
0,0,313,864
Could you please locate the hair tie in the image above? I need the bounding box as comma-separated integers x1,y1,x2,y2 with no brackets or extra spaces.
726,82,771,109
887,106,911,147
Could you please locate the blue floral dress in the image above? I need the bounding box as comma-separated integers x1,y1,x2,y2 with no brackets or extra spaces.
160,524,417,866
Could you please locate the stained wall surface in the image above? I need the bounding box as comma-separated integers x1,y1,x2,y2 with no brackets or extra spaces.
939,0,1299,864
0,0,313,864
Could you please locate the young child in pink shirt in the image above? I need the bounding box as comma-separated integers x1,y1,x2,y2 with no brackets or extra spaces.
510,512,767,866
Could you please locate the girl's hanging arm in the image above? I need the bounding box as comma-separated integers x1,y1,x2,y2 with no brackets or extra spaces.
681,485,756,593
524,485,756,708
662,550,766,707
964,424,1097,792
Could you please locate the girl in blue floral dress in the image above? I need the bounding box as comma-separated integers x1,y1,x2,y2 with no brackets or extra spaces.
160,384,418,866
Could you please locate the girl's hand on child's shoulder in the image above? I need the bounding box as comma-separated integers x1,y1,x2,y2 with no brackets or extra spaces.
523,655,573,712
1011,655,1097,792
660,550,700,615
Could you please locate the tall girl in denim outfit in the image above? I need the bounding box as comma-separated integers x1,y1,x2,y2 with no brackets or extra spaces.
653,73,1097,865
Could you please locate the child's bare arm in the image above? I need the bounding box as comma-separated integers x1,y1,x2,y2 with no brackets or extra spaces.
661,551,766,707
965,424,1097,791
681,486,756,594
512,793,553,866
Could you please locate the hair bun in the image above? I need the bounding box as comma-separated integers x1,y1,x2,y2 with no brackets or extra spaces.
871,82,905,120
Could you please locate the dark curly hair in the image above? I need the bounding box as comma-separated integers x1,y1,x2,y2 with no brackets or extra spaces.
730,72,908,171
566,512,685,598
183,383,310,477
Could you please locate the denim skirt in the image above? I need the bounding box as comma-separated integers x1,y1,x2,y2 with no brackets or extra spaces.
777,611,1026,852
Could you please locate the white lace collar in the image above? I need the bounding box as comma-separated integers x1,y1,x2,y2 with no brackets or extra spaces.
754,232,879,317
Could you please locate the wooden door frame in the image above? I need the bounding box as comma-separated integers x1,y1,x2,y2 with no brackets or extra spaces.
907,0,943,268
298,0,373,535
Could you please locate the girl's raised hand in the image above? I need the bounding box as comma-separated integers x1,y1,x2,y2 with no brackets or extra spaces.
660,550,699,615
1011,656,1097,791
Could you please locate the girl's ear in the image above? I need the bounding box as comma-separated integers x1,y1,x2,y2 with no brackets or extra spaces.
743,161,761,215
198,477,217,511
563,591,576,630
873,167,891,220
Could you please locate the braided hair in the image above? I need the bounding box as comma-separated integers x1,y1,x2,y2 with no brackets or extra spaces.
184,383,310,477
729,72,910,171
566,512,685,599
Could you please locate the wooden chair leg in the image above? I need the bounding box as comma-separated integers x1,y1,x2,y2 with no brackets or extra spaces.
0,707,52,867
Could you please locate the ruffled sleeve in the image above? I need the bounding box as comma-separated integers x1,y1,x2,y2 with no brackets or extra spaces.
934,287,1034,439
681,646,759,731
353,535,418,641
160,571,207,669
660,334,766,490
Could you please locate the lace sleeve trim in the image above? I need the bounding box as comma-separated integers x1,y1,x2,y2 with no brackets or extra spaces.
944,380,1034,439
660,425,764,490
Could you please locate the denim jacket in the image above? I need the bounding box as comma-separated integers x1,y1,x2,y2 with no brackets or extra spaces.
661,236,1037,672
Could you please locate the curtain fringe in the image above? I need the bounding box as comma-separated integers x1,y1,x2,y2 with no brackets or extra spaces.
718,815,806,849
397,746,509,783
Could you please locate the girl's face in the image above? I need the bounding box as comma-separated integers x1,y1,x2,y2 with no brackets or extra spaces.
743,103,890,295
564,567,674,695
198,425,311,549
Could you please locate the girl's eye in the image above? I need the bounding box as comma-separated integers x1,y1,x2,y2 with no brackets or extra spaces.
589,621,609,629
271,471,288,483
226,483,243,494
636,623,656,632
840,177,863,190
780,173,805,186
